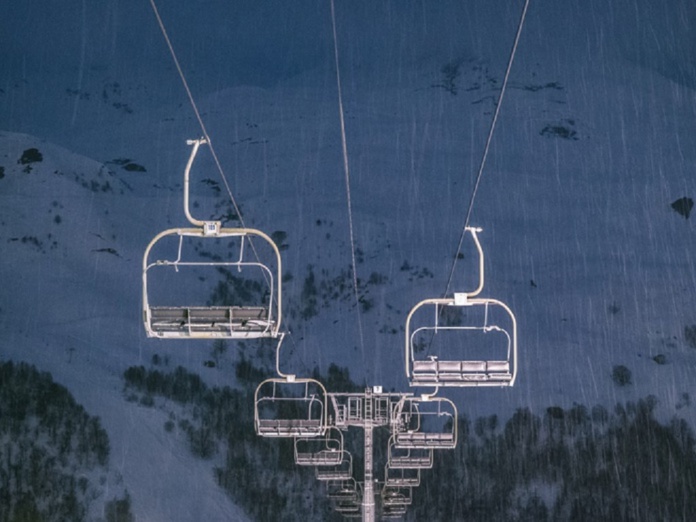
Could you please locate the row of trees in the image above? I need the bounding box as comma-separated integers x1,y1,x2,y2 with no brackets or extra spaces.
408,398,696,521
124,361,347,520
0,360,132,522
124,359,696,521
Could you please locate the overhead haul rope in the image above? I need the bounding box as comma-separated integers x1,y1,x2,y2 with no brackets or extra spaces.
330,0,367,366
443,0,530,297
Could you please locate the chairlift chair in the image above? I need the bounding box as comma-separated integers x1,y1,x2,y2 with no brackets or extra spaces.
295,427,344,466
388,435,433,469
406,295,517,387
142,139,283,339
405,228,517,387
326,478,359,502
392,396,457,449
315,450,353,481
381,485,413,507
254,377,328,437
384,464,421,488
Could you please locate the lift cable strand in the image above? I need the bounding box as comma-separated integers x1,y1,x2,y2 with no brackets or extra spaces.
443,0,530,297
330,0,366,366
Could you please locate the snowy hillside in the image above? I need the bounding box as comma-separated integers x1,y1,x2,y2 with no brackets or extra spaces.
2,0,696,519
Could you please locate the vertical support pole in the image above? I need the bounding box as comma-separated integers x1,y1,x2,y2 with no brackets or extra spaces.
362,389,375,522
363,426,375,521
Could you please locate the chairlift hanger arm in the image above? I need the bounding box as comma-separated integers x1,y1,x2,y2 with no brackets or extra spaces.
183,138,215,229
465,227,485,297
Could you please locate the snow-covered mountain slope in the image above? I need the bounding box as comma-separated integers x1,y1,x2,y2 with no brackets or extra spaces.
0,132,250,521
2,0,696,518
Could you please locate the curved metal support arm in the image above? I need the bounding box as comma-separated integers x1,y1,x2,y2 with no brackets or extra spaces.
465,227,485,297
184,138,220,231
274,333,294,380
419,387,439,400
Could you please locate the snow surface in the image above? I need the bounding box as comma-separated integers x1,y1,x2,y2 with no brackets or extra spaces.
1,0,696,519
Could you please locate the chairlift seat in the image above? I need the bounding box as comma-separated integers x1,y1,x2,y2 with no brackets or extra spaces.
390,455,432,468
296,449,342,466
316,467,353,481
386,476,420,487
395,431,455,449
411,359,512,386
256,419,324,438
389,452,433,469
148,306,273,339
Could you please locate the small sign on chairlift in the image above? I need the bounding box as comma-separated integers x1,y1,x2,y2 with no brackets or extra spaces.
453,293,468,306
203,221,220,236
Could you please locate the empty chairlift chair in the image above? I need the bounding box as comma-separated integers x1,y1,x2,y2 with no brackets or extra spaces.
387,435,434,469
381,485,413,507
384,464,421,488
254,378,328,437
333,497,362,516
142,139,283,340
314,450,353,481
405,228,517,387
330,480,362,517
392,396,457,449
326,478,359,503
143,228,282,339
294,427,344,466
